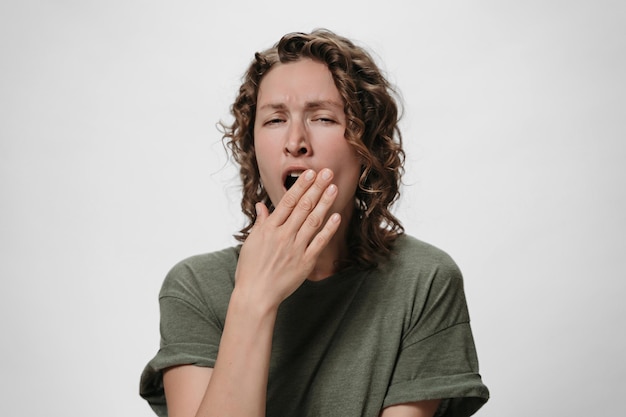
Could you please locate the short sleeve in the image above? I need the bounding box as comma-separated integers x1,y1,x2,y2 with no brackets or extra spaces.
139,253,234,416
383,256,489,416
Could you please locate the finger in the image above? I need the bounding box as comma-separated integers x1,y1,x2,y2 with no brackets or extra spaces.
248,202,269,235
268,169,316,226
305,213,342,259
294,182,338,244
282,169,334,232
255,202,269,225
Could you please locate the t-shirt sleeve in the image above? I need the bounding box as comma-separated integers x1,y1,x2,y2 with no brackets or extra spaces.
383,254,489,416
139,256,232,416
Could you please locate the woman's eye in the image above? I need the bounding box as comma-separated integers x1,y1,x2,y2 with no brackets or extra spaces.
266,118,284,125
314,117,336,124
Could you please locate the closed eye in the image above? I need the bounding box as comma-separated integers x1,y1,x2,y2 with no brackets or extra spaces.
313,117,336,124
265,118,285,125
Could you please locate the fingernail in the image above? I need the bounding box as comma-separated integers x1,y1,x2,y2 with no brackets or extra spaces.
305,170,315,181
326,184,337,195
331,213,340,223
321,169,332,180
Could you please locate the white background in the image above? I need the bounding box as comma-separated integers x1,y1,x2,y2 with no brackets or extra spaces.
1,1,624,416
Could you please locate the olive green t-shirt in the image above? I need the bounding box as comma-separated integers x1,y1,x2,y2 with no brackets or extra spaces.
140,234,489,416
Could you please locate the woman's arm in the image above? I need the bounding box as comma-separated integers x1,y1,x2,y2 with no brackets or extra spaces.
163,366,213,417
380,400,442,417
164,289,278,417
162,169,340,417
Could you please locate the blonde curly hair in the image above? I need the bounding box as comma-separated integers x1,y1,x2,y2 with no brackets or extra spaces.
221,29,405,269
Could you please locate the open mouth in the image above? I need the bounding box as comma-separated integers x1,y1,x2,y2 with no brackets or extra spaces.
284,171,303,190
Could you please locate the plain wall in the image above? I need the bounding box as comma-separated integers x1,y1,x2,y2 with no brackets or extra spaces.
1,0,624,415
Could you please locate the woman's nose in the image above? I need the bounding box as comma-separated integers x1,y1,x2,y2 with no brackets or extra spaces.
284,121,310,156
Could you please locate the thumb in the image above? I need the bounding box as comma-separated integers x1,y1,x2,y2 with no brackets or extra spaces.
254,202,269,225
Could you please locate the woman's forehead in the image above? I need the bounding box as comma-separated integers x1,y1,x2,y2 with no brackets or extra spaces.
256,59,342,107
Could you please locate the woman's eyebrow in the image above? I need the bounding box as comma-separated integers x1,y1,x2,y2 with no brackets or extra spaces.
304,100,343,110
257,103,287,112
257,100,343,111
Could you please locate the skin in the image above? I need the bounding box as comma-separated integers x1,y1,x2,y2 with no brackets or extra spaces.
162,59,441,417
254,58,362,280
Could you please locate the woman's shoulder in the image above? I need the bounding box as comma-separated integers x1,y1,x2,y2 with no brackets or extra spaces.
391,234,459,269
371,234,467,309
378,234,464,286
170,245,241,273
159,245,241,298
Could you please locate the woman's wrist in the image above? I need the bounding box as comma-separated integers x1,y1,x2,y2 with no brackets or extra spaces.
229,285,280,324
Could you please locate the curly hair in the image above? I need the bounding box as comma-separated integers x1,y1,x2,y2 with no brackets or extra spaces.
221,29,405,269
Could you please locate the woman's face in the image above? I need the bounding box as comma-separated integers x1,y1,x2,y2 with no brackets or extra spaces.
253,58,361,224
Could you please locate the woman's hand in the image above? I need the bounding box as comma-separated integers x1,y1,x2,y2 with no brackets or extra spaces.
166,170,342,417
235,168,341,310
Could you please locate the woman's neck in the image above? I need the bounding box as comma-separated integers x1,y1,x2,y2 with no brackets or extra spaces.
307,217,351,282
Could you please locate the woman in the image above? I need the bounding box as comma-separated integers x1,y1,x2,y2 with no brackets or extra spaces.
140,29,489,417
